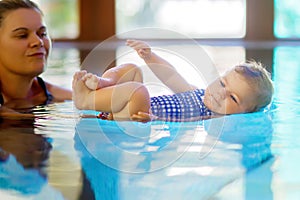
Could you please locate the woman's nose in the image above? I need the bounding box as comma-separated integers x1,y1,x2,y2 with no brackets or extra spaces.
29,34,44,48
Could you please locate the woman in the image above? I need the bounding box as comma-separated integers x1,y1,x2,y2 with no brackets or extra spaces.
0,0,71,116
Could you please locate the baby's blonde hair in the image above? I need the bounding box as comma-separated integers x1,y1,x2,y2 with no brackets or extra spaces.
234,60,274,112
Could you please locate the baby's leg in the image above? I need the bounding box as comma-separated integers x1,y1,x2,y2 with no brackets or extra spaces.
73,72,150,120
102,63,143,85
81,63,143,91
72,71,93,109
106,82,150,120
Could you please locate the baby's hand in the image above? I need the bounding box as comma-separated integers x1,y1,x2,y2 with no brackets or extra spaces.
130,111,157,123
126,39,152,59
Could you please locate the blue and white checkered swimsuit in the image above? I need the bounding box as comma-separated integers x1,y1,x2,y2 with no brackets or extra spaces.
150,89,212,121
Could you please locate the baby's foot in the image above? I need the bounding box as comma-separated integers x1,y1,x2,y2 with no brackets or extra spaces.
72,70,87,89
81,73,101,90
72,71,93,110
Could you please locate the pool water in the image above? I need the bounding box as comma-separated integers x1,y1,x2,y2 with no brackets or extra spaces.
0,42,300,199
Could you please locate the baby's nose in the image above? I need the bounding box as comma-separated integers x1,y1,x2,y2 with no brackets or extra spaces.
219,88,227,99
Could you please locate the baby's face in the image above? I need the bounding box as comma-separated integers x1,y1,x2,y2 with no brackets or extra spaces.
203,69,256,114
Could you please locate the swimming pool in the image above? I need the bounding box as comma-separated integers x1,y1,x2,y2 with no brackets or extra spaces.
0,41,299,199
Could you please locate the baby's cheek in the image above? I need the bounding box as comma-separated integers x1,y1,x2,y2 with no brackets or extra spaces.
224,101,240,114
203,96,215,112
203,95,210,107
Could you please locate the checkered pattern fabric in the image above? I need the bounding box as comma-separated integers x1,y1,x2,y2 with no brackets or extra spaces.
150,89,212,121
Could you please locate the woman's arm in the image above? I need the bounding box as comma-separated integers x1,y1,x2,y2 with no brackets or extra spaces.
46,82,72,101
126,40,197,93
0,106,34,118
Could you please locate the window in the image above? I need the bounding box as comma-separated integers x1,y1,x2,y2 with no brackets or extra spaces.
274,0,300,39
116,0,246,39
32,0,79,39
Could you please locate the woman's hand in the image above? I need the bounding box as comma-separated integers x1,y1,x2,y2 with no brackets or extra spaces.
126,39,152,60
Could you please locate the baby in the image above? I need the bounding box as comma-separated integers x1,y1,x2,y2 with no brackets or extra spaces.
72,40,274,122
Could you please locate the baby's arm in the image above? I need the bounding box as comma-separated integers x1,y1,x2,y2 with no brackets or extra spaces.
126,39,197,93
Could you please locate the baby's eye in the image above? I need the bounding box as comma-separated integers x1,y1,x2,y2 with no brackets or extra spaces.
220,80,225,87
230,95,238,104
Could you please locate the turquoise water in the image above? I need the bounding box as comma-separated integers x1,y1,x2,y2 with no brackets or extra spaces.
215,46,300,199
0,103,273,200
0,44,299,199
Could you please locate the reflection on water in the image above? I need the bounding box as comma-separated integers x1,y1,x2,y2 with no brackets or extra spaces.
0,118,50,195
74,110,273,199
0,103,94,200
0,117,64,199
0,118,51,169
269,47,300,199
215,46,300,199
0,100,274,199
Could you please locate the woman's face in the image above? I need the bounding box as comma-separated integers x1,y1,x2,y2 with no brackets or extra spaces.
204,69,256,115
0,8,51,78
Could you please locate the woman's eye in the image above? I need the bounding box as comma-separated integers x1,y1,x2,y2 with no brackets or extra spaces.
16,34,28,39
230,95,238,103
39,31,48,38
